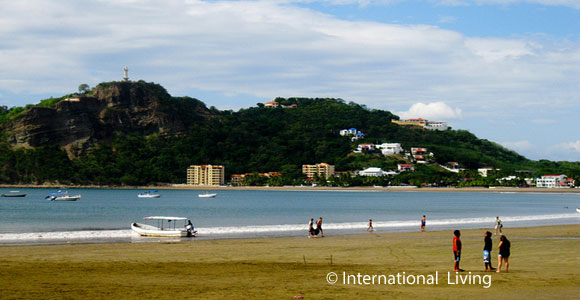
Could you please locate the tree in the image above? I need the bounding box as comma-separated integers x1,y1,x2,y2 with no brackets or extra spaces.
78,84,90,94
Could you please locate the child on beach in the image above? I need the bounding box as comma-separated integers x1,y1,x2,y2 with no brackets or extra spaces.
483,231,495,271
367,219,374,232
453,230,464,272
421,215,426,232
497,235,511,273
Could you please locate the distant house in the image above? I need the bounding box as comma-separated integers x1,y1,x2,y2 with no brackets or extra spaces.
264,101,279,108
354,144,375,153
376,143,402,155
478,167,498,177
392,118,448,131
359,167,386,177
398,164,414,172
340,128,365,140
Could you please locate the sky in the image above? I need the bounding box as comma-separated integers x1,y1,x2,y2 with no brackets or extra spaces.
1,0,579,161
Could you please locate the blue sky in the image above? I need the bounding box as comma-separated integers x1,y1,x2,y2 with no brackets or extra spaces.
1,0,580,161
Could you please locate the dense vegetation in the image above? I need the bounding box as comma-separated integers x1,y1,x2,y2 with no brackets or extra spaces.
1,83,580,187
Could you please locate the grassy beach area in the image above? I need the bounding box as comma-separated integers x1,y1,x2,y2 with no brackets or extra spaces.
1,225,578,299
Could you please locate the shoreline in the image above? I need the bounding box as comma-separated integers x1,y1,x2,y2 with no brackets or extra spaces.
2,184,580,193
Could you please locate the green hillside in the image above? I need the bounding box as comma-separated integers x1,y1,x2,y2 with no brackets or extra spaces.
0,81,579,186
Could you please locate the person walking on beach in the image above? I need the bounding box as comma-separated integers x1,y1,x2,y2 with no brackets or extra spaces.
421,215,426,232
367,219,374,232
483,231,496,271
497,235,511,273
453,230,464,272
495,216,503,235
308,218,315,238
316,217,324,237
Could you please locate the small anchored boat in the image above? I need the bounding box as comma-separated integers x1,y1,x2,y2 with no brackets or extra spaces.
45,190,81,201
131,216,196,237
138,190,161,198
198,192,217,198
576,208,580,213
1,191,27,197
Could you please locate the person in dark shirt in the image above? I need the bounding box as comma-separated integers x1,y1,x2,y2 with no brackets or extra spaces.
453,230,464,272
483,231,495,271
497,235,511,273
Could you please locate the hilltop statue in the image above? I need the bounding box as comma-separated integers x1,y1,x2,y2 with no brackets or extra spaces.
123,66,129,81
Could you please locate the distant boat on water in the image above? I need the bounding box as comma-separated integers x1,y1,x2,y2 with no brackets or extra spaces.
46,190,81,201
1,191,27,197
576,208,580,213
138,190,161,198
198,192,217,198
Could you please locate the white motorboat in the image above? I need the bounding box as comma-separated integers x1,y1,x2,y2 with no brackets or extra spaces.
46,190,81,201
198,192,217,198
2,191,27,197
138,191,161,198
576,208,580,213
131,216,196,237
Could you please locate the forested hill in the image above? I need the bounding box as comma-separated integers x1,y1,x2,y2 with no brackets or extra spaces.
0,80,574,186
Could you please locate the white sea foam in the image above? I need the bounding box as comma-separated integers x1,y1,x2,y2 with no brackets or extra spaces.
0,213,577,244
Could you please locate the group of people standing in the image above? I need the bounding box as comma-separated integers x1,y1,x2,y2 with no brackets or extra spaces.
453,217,511,273
308,217,324,238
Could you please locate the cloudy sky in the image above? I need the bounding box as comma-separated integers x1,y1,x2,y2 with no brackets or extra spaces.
1,0,579,161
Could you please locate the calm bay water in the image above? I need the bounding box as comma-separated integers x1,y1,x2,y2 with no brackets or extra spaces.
0,188,579,244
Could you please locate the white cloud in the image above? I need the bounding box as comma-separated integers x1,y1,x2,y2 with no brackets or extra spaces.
433,0,580,9
556,140,580,153
397,102,462,120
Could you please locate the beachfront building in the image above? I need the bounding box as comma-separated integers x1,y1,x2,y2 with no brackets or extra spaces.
187,165,225,186
375,143,402,155
230,172,282,186
302,163,335,179
536,175,574,188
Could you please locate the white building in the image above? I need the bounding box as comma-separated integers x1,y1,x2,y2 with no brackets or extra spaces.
478,167,499,177
354,144,375,153
424,121,449,131
359,167,387,176
536,175,572,188
376,143,402,155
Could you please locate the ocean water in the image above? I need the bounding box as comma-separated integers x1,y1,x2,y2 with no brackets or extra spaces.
0,188,579,245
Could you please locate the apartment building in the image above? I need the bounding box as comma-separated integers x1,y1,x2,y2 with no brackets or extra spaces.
187,165,225,186
302,163,335,179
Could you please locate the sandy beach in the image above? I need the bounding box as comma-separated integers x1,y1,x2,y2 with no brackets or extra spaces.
1,224,578,299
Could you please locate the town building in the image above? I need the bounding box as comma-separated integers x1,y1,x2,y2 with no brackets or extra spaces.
398,164,414,172
354,143,375,153
230,172,282,186
302,163,335,179
391,118,448,131
339,128,365,140
536,175,574,188
187,165,225,186
478,167,499,177
375,143,402,155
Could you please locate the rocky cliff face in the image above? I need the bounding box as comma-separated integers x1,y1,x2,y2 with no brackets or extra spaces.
8,81,213,158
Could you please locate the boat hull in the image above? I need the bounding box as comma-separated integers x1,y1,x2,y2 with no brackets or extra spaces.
138,194,161,198
131,222,190,237
47,195,81,201
198,193,217,198
1,194,26,197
